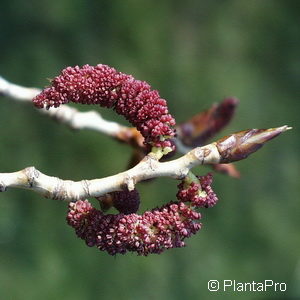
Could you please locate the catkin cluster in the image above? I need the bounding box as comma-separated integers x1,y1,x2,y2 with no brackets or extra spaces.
34,64,219,255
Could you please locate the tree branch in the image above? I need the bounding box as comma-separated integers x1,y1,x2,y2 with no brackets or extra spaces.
0,144,219,201
0,126,291,202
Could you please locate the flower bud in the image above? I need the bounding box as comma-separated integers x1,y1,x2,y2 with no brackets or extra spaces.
216,126,291,163
177,97,238,147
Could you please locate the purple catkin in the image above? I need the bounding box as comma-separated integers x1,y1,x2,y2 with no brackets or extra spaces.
33,64,176,149
176,173,218,208
67,199,201,256
67,173,218,255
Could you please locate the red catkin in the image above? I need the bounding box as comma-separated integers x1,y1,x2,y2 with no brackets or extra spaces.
176,173,218,208
67,199,201,256
67,173,218,255
33,64,176,149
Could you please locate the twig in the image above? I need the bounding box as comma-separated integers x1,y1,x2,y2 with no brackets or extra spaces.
0,126,291,202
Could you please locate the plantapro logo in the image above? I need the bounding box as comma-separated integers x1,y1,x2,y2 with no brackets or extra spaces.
208,279,287,293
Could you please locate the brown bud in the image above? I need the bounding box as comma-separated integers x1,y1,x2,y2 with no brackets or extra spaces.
177,97,239,147
97,194,114,212
212,163,240,178
216,126,291,163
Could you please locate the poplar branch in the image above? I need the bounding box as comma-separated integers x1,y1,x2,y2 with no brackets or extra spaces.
0,126,290,202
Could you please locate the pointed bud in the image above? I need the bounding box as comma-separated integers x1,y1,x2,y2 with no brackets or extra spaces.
216,126,291,163
177,97,239,147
